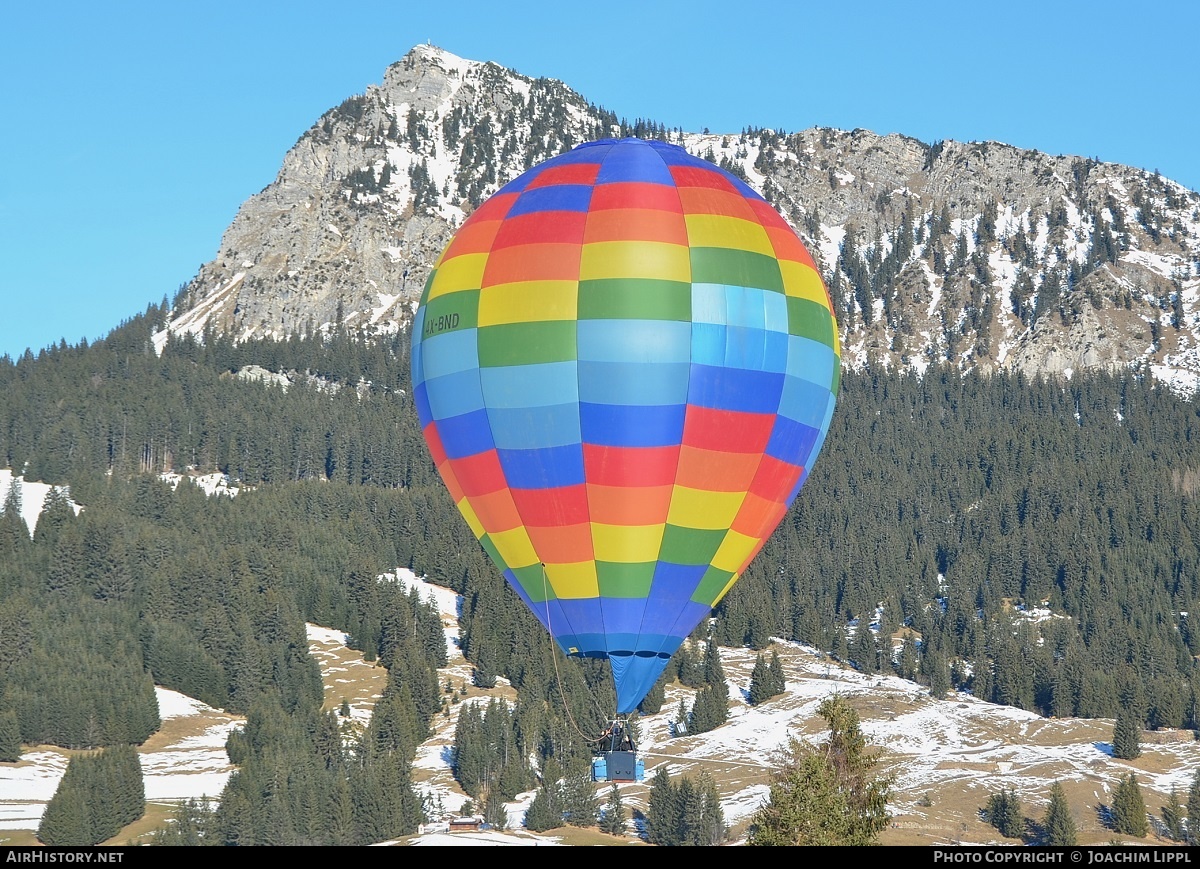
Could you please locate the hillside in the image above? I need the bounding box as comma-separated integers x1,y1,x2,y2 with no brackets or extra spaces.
5,569,1193,847
157,43,1200,395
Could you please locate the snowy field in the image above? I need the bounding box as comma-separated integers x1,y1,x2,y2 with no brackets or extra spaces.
3,566,1199,846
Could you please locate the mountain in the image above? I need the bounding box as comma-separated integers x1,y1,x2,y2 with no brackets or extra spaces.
158,43,1200,395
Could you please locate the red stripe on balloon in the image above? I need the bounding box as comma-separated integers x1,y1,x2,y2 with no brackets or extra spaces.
447,450,508,497
682,407,774,453
525,162,602,188
510,484,591,527
590,182,684,213
583,444,681,486
491,210,588,249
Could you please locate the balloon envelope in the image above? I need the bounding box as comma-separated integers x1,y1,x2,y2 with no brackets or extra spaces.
411,138,840,713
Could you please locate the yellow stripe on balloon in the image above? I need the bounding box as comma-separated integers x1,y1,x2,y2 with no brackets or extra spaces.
710,528,760,574
544,560,600,599
456,497,486,539
489,525,540,570
426,253,488,299
666,486,745,530
591,522,667,563
684,214,774,257
478,280,578,326
779,260,831,306
579,240,690,282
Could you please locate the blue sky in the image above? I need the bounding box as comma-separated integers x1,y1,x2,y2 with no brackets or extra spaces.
2,0,1196,361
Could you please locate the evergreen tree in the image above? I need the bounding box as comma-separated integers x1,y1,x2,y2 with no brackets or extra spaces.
748,654,774,705
645,767,682,845
1112,707,1142,760
1041,781,1076,846
1187,769,1200,844
985,788,1024,839
1111,772,1149,837
1162,787,1186,842
599,784,627,836
561,767,599,828
523,785,561,832
747,695,891,845
767,649,786,696
688,682,729,734
0,709,21,762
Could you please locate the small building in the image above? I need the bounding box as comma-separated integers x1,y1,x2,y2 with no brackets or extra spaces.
448,815,485,833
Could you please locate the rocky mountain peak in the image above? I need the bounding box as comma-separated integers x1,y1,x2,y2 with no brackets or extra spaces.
158,45,1200,396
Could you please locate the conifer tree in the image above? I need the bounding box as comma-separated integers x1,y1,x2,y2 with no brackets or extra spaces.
523,785,561,832
0,709,21,762
645,767,681,845
768,649,786,696
1041,781,1076,846
599,784,627,836
985,788,1024,839
1162,787,1186,842
748,654,773,705
747,695,891,845
561,767,599,828
1111,772,1149,837
1112,707,1142,760
1187,769,1200,844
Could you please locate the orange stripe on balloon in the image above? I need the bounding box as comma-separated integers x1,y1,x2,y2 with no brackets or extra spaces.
482,242,584,283
467,488,524,534
583,208,689,245
730,491,789,541
467,191,519,223
586,483,673,525
435,461,465,504
675,445,761,491
763,224,819,270
676,186,758,221
526,522,595,563
441,218,505,259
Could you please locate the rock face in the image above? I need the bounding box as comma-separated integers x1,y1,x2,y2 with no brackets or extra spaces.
162,44,1200,395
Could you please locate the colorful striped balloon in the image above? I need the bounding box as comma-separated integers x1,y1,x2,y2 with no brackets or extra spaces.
411,138,840,714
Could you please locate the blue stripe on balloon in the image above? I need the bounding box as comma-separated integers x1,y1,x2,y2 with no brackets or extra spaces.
594,142,675,185
434,409,496,459
580,402,685,447
497,443,585,488
577,318,691,364
786,334,838,386
506,184,593,216
687,364,784,414
777,374,835,429
764,415,820,466
691,322,726,367
488,403,582,450
723,284,767,331
413,380,433,428
578,360,689,406
721,324,769,370
423,368,485,421
419,328,479,380
481,361,578,408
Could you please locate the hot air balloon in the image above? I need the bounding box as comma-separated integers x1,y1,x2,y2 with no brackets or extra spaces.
410,137,840,721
